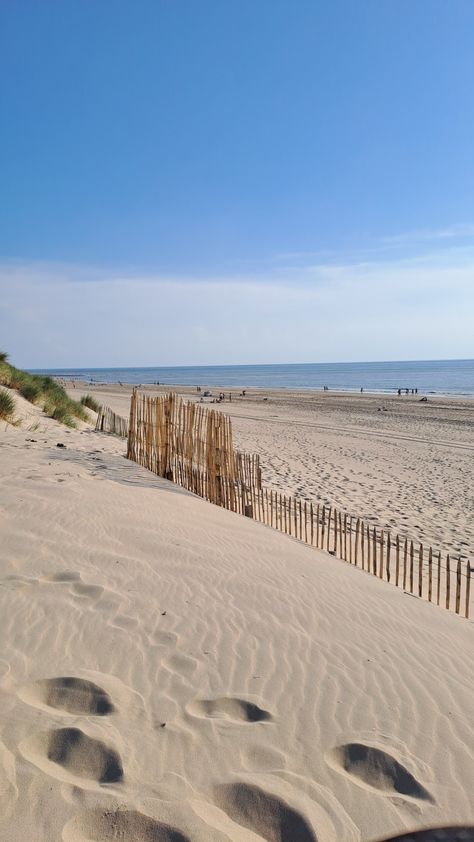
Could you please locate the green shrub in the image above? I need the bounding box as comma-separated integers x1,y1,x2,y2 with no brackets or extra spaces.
80,394,100,413
0,388,15,421
0,351,8,364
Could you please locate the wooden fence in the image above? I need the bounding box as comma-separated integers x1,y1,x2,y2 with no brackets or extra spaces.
95,405,128,438
126,391,471,619
126,390,261,504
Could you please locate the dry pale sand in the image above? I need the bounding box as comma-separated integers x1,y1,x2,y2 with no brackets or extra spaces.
1,389,473,842
70,383,474,557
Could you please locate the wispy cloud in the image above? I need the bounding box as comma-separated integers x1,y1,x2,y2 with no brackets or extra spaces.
1,243,473,367
379,222,474,246
264,223,474,270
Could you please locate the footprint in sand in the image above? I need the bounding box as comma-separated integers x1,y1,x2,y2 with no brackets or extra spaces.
214,782,316,842
188,697,272,723
2,574,39,587
164,653,198,679
63,808,191,842
47,571,81,583
19,727,123,786
18,676,114,716
376,830,474,841
111,613,139,631
151,630,180,648
46,571,126,618
71,582,105,600
327,742,433,802
241,745,286,771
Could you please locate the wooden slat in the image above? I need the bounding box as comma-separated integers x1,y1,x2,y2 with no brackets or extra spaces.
418,544,423,598
455,558,461,615
465,563,471,619
446,554,451,610
428,547,433,602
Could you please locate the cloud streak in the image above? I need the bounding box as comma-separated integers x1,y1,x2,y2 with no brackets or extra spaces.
1,245,473,368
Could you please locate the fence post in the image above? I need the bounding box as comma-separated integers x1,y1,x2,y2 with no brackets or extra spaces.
428,547,432,602
418,544,423,598
437,551,441,605
446,554,450,610
372,527,377,576
455,558,461,614
466,563,471,619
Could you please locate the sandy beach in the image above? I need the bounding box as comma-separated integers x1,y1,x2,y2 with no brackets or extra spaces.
0,387,474,842
0,387,473,841
67,383,474,558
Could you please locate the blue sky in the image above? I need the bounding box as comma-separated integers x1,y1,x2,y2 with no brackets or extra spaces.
1,1,474,366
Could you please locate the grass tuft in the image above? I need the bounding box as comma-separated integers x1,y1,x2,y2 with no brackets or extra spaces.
0,388,15,421
80,394,100,413
50,405,77,427
19,381,42,403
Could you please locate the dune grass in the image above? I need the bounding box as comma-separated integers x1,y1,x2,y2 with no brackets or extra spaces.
80,394,100,413
0,388,16,422
19,381,43,402
0,357,88,427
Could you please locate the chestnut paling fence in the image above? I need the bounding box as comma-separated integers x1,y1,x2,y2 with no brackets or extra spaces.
124,391,471,619
126,390,261,507
95,405,129,438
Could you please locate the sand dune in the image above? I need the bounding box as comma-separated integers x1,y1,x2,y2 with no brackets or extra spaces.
1,396,473,841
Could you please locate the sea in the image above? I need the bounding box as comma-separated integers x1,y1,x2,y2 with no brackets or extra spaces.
29,359,474,397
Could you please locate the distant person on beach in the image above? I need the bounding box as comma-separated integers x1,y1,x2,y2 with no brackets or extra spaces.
360,387,363,393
